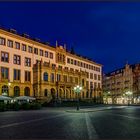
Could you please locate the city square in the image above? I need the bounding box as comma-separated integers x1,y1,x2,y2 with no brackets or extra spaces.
0,105,140,139
0,1,140,140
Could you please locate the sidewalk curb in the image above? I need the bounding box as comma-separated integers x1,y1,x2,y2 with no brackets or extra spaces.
65,108,111,113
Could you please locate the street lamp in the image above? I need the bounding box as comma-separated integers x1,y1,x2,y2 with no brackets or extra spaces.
125,91,133,105
74,85,82,111
8,83,11,86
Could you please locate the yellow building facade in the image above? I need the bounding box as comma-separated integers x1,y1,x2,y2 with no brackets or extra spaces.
0,27,102,102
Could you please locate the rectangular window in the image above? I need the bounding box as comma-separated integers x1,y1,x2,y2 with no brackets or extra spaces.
90,73,93,79
86,81,89,89
15,42,20,50
14,69,20,80
70,68,74,71
7,40,13,48
22,44,26,51
67,58,70,63
57,74,61,82
34,48,38,55
45,51,48,57
50,52,53,59
94,82,97,88
81,62,83,67
63,75,67,82
50,73,54,83
52,64,56,69
89,65,91,69
13,55,21,65
78,61,80,66
25,71,31,82
1,67,9,79
74,60,77,65
71,59,73,64
98,75,101,81
84,63,86,68
0,37,6,45
40,49,44,56
75,77,78,84
87,72,89,78
90,82,93,89
98,83,101,88
69,76,73,83
65,67,69,70
25,57,31,67
28,46,33,53
1,52,9,63
94,74,97,80
58,65,62,70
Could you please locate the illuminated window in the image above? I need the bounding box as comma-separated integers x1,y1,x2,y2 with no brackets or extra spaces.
15,42,20,50
1,52,9,63
0,37,5,45
22,44,26,51
13,55,21,65
44,72,48,81
25,57,31,67
7,40,13,48
25,71,31,82
28,46,33,53
14,69,20,80
1,67,9,79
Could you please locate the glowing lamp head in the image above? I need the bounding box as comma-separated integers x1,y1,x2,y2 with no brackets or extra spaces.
8,83,11,86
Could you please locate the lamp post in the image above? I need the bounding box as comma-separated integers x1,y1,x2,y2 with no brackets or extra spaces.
125,91,133,106
74,85,82,111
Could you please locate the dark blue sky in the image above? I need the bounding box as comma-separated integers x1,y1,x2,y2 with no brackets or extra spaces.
0,2,140,73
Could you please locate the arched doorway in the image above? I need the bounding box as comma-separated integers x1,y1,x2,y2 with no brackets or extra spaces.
51,88,55,99
24,87,30,96
2,85,9,96
59,89,64,98
66,89,70,99
14,86,20,97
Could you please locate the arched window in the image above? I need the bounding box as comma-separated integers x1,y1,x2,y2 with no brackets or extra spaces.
44,89,48,96
59,89,62,98
24,87,30,96
2,85,9,96
14,86,20,97
44,72,48,81
51,88,55,99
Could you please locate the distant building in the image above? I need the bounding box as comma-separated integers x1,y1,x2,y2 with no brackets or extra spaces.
0,27,102,102
103,63,140,104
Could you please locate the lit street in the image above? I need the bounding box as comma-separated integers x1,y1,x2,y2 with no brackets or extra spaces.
0,105,140,139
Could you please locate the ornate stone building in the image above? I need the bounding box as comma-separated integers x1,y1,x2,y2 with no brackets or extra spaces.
103,63,140,104
0,27,102,102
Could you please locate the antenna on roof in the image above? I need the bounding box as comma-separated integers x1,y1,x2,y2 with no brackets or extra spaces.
56,40,58,47
64,44,66,50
